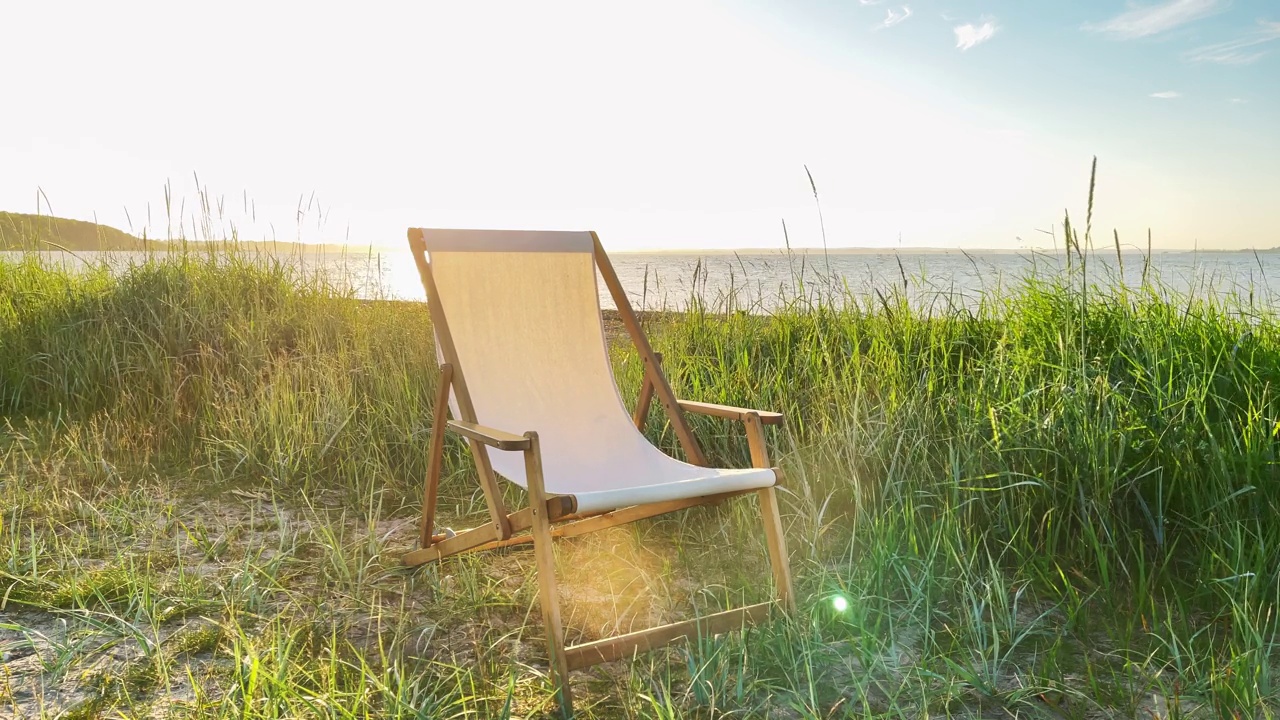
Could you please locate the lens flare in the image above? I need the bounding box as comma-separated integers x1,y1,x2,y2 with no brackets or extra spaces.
831,595,849,613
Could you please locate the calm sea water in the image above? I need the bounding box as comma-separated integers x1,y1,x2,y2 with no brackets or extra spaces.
6,249,1280,313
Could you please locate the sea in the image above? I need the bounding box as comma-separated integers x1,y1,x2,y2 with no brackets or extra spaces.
5,248,1280,314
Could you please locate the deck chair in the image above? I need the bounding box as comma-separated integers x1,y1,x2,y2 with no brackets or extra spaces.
404,228,794,717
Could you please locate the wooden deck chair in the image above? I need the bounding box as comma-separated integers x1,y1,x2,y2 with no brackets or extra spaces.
404,228,794,717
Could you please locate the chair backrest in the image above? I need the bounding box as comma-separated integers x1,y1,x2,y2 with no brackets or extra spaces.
415,229,684,495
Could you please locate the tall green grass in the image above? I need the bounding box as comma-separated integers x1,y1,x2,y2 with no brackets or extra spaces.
640,272,1280,713
0,251,449,500
3,243,1279,717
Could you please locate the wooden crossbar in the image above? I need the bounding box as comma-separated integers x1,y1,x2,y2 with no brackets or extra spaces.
402,523,498,566
402,495,577,566
564,601,776,670
472,487,760,553
406,488,760,563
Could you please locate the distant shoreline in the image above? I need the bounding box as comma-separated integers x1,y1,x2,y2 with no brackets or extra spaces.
5,211,1275,255
7,244,1272,257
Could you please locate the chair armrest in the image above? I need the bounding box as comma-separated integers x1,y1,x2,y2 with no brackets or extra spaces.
676,400,784,426
447,420,532,451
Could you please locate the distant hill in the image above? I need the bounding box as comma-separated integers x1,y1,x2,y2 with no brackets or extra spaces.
0,212,150,251
0,212,366,254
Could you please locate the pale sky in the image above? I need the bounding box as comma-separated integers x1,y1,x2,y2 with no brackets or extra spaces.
1,0,1277,251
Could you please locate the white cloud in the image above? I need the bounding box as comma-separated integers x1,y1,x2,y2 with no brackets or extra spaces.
1229,97,1247,103
859,0,881,5
880,6,912,28
1150,90,1182,98
1185,20,1280,64
1084,0,1227,39
954,19,998,50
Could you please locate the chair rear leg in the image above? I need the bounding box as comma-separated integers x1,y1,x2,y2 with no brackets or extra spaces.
525,432,574,717
420,364,453,548
744,412,796,612
758,486,795,612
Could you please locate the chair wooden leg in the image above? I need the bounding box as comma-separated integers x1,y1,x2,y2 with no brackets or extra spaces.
420,364,453,548
745,412,796,612
632,351,662,431
524,432,574,717
757,486,795,612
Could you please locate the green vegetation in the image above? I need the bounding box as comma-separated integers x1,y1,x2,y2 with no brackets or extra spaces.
2,237,1279,718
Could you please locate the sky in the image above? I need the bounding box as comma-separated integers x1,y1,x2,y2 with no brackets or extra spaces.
1,0,1277,251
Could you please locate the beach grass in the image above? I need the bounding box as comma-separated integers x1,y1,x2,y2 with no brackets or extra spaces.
2,242,1279,718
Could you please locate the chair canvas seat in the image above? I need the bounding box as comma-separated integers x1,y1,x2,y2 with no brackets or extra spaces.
423,228,777,514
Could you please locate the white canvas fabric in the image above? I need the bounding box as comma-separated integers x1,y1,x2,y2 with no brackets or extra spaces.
420,228,777,514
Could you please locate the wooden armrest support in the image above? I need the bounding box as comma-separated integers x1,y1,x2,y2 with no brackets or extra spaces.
677,400,784,426
447,420,532,451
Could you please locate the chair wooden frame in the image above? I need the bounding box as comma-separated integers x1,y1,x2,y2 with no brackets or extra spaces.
404,229,794,717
